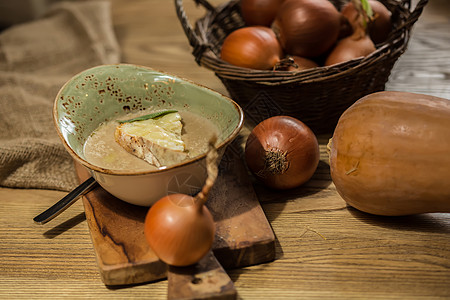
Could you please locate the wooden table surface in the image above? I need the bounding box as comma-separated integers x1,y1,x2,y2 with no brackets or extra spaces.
1,0,449,299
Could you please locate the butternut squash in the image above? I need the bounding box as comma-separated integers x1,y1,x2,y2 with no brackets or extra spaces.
328,91,450,216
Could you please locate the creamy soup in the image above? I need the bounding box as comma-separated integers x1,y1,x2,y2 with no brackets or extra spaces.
83,110,220,171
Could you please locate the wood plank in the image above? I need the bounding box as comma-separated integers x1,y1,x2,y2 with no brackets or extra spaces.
168,251,237,300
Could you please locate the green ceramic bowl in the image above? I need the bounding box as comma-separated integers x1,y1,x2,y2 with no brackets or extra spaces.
54,64,243,206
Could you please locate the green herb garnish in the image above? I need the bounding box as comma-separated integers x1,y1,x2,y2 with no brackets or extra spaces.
117,109,178,124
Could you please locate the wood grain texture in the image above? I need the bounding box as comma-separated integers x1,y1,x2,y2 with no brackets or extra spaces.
168,251,236,300
1,0,450,299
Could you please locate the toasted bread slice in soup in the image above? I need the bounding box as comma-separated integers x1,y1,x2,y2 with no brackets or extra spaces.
115,112,188,168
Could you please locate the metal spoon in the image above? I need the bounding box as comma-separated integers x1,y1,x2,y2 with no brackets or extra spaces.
33,177,98,225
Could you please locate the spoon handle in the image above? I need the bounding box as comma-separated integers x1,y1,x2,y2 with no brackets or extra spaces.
33,176,98,225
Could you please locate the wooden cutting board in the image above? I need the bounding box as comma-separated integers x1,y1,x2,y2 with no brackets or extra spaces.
75,143,276,286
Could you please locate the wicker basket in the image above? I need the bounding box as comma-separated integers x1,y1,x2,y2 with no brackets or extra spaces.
175,0,428,133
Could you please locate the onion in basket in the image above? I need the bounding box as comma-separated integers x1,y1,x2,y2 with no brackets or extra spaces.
325,0,376,66
240,0,285,27
220,26,283,70
325,28,375,66
340,0,392,44
274,55,319,71
271,0,341,58
367,0,392,44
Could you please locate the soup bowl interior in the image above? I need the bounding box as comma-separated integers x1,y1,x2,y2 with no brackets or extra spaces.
54,64,243,206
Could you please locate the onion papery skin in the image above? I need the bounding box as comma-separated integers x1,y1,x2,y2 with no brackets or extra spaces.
245,116,320,190
144,194,215,267
340,0,392,45
240,0,285,27
329,91,450,216
275,55,318,71
272,0,341,58
368,0,392,44
324,31,375,66
340,1,365,32
220,26,283,70
288,55,318,71
338,13,354,40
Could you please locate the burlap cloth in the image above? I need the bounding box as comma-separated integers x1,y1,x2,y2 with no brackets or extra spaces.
0,1,120,191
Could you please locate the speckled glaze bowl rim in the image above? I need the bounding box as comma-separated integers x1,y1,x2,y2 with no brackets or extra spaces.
53,63,244,176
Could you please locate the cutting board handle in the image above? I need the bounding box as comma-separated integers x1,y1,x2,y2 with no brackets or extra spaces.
168,251,237,300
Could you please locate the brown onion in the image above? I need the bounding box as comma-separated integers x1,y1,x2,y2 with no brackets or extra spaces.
240,0,285,27
341,0,366,31
341,0,391,44
245,116,320,190
272,0,341,58
221,26,283,70
338,13,354,40
144,139,218,266
368,0,392,44
325,27,376,66
275,55,318,71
